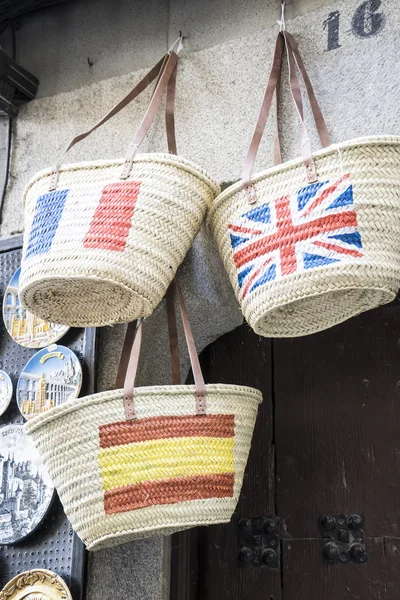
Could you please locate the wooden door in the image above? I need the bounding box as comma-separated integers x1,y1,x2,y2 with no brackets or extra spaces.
170,300,400,599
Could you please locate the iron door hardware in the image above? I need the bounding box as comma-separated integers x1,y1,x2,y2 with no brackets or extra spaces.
237,516,279,568
319,513,367,564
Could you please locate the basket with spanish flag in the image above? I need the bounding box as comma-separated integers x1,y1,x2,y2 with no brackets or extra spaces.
24,281,262,550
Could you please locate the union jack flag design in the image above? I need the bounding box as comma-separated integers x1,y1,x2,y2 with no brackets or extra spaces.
229,175,363,299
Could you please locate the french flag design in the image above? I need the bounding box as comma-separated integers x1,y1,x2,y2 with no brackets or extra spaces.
26,181,142,259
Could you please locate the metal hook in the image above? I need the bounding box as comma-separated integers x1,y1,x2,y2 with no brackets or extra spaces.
278,1,286,31
169,32,184,54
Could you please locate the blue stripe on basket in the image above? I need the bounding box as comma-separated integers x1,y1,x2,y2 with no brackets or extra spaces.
26,189,70,258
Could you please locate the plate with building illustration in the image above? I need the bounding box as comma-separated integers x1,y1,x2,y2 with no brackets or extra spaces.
0,424,54,545
3,267,69,348
17,345,82,420
0,370,13,417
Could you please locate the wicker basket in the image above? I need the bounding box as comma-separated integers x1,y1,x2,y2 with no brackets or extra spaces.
25,283,262,550
20,49,220,327
208,31,400,337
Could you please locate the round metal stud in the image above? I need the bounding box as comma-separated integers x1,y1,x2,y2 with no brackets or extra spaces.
348,514,363,530
238,518,252,533
349,543,367,563
320,516,336,531
263,518,277,534
238,547,252,567
323,542,341,562
262,549,276,567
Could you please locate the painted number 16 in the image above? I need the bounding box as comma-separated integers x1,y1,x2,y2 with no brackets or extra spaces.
324,0,386,51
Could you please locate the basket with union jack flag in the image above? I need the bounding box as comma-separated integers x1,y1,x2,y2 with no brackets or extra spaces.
25,282,262,550
19,42,219,328
208,30,400,337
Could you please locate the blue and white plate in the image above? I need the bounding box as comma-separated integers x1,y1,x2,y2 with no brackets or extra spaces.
3,267,69,348
17,344,82,420
0,370,12,417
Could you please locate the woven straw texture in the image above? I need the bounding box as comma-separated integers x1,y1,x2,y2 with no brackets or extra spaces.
208,136,400,337
25,383,262,551
19,153,220,327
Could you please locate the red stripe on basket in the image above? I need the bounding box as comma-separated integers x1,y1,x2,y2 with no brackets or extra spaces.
99,414,235,448
83,181,141,251
104,472,235,514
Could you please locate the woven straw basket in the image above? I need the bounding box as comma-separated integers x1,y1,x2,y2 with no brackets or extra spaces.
20,49,220,328
25,283,262,550
208,31,400,337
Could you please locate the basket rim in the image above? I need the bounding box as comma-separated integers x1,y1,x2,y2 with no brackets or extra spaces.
23,152,221,204
24,383,263,433
207,134,400,218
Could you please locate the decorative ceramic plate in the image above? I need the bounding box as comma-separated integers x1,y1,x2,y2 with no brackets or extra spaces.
2,268,69,348
0,424,54,545
0,370,13,416
17,345,82,420
0,569,72,600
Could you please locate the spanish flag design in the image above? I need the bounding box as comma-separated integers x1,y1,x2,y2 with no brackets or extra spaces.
98,414,235,515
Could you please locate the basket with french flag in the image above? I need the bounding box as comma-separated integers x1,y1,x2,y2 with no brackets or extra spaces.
20,42,219,328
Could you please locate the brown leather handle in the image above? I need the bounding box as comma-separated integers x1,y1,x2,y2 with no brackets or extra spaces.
50,50,179,190
284,31,318,183
115,319,138,390
116,283,181,392
242,30,331,202
122,280,206,421
285,32,331,149
166,282,181,384
241,32,284,203
273,33,331,165
120,51,179,179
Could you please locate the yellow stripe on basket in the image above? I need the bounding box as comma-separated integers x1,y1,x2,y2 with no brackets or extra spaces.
98,436,235,491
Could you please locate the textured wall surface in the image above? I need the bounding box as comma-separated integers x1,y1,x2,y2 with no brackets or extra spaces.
0,0,398,598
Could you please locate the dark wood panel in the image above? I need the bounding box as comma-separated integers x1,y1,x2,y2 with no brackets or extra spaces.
282,539,388,600
384,538,400,599
170,528,200,600
170,323,279,600
274,303,400,539
196,324,279,600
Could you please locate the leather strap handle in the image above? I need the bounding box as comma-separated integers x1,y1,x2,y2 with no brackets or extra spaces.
242,31,331,202
120,51,179,179
283,31,318,183
285,32,331,149
175,281,206,414
122,280,206,420
166,61,178,155
116,283,181,392
50,50,179,190
166,282,181,384
241,33,284,203
115,319,138,389
273,58,283,166
273,33,330,165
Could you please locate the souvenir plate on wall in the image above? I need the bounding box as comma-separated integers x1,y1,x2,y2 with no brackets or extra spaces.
2,268,69,348
17,345,82,420
0,370,13,416
0,424,54,545
0,569,72,600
